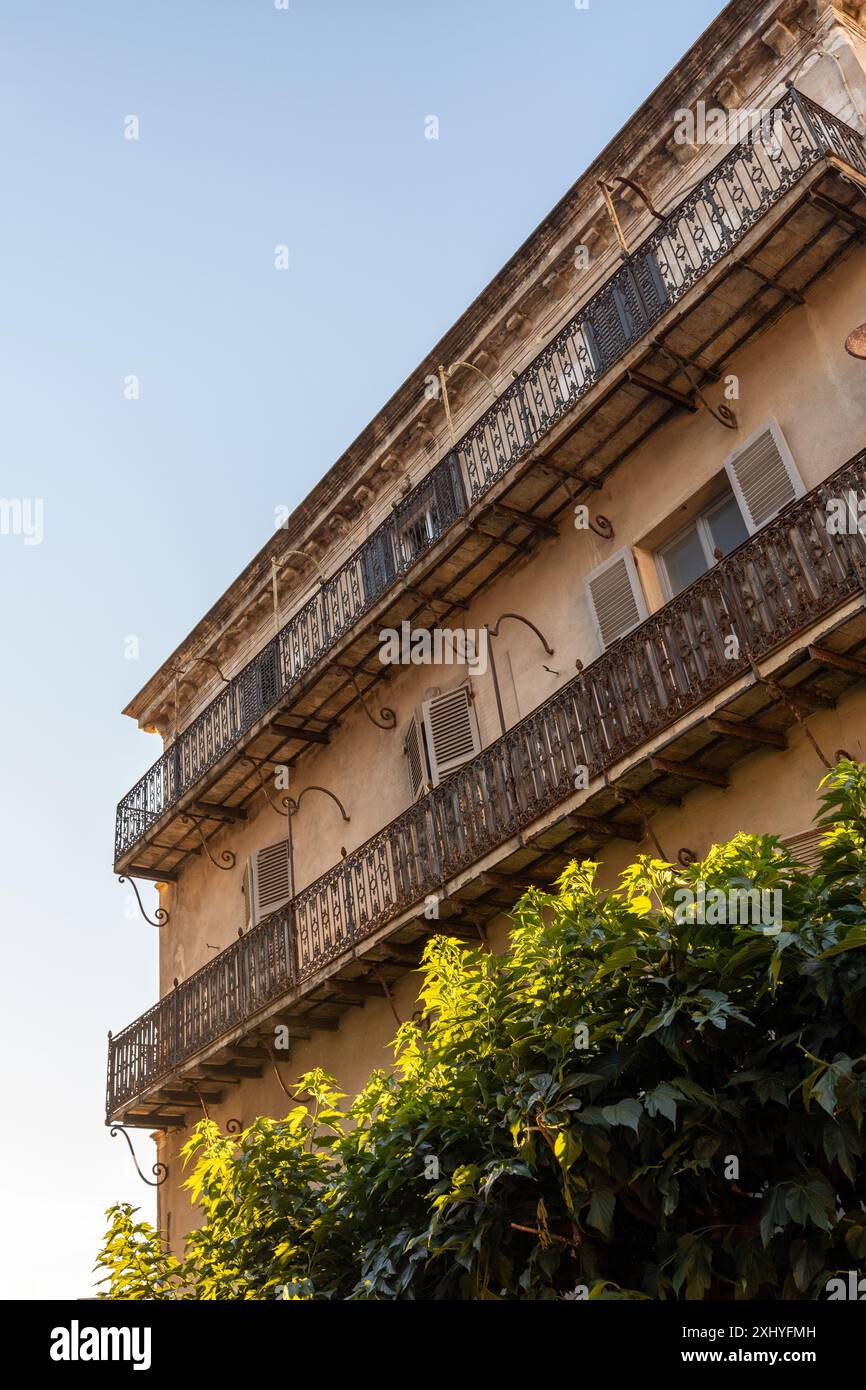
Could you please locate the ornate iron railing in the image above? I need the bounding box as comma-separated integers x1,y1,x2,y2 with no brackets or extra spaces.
113,90,866,864
107,449,866,1114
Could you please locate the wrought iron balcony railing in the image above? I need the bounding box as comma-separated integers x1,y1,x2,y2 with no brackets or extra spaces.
107,448,866,1115
114,90,866,865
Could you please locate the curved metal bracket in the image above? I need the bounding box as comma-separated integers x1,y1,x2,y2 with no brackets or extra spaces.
677,848,698,867
438,359,500,447
180,814,236,870
241,755,291,817
110,1126,168,1187
287,785,351,823
652,341,737,430
119,875,169,928
487,612,555,657
226,1118,243,1134
339,667,397,729
172,655,230,740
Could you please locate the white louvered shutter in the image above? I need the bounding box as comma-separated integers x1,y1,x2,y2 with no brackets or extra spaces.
421,684,481,785
244,840,292,927
724,421,803,533
404,710,427,801
584,547,648,651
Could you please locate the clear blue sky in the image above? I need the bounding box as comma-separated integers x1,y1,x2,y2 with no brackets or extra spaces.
0,0,724,1298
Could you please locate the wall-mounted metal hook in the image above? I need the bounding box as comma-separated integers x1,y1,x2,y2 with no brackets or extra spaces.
287,785,351,822
172,655,230,740
110,1126,168,1187
226,1118,243,1134
677,848,698,867
241,755,291,817
587,515,615,539
652,340,737,430
180,814,236,871
485,612,556,738
337,666,397,729
119,875,169,928
437,359,500,446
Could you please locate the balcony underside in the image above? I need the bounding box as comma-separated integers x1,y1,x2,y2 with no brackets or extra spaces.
111,593,866,1129
116,156,866,883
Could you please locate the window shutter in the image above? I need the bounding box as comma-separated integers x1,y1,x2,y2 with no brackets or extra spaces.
584,547,648,651
781,828,824,872
359,524,396,605
403,711,426,801
724,421,803,533
421,684,481,785
245,840,292,927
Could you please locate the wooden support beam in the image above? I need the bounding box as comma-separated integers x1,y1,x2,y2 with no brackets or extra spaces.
740,262,804,304
479,870,540,892
808,190,866,236
270,722,331,744
192,801,247,823
491,503,558,536
126,863,178,883
707,716,787,749
374,944,422,966
650,756,729,788
317,983,365,1008
123,1111,188,1130
271,1011,340,1032
566,812,642,841
329,978,387,998
772,684,835,712
160,1088,224,1106
626,368,697,411
808,644,866,677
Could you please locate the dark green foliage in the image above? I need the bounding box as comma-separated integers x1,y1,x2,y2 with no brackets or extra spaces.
96,762,866,1299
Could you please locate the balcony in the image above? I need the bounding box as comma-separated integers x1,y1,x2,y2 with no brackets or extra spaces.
113,90,866,881
108,447,866,1125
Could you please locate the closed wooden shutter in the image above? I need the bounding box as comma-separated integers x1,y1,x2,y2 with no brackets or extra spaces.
244,840,292,927
403,711,426,801
584,547,648,651
421,684,481,784
781,828,824,872
724,421,803,533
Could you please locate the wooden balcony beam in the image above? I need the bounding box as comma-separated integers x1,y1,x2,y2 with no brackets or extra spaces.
808,644,866,677
127,864,179,883
808,190,866,236
626,369,697,412
707,716,787,749
125,1111,188,1129
566,812,642,841
192,801,247,823
271,1010,339,1032
270,722,331,744
490,503,559,536
650,756,729,788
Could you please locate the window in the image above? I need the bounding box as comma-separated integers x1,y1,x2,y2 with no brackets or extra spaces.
403,683,481,799
583,545,649,651
397,504,436,564
243,840,292,929
656,489,749,599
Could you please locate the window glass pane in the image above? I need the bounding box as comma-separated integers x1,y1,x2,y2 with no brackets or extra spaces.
660,524,708,596
706,492,749,557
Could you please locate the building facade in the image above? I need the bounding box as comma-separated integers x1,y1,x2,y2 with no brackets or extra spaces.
106,0,866,1254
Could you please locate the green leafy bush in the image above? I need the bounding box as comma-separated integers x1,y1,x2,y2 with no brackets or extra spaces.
96,762,866,1299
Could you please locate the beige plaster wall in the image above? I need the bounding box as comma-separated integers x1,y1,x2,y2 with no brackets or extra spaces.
159,240,866,989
